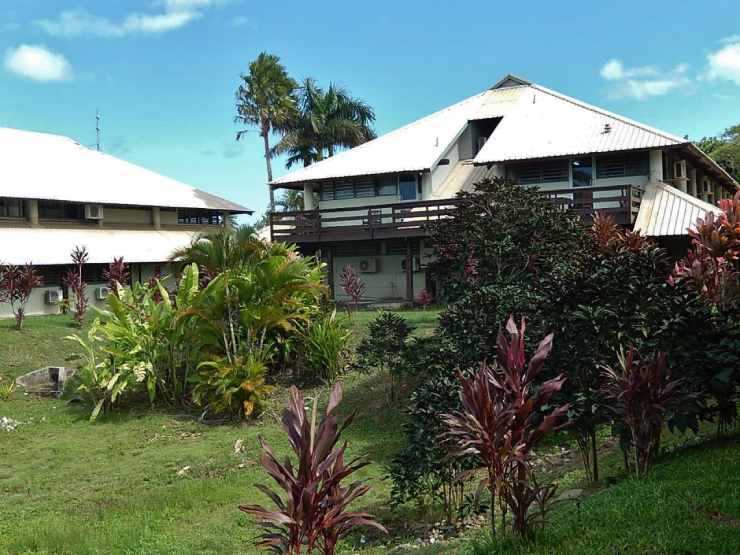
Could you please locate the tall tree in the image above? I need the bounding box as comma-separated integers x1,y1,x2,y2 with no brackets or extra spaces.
274,78,375,167
235,52,297,211
696,124,740,183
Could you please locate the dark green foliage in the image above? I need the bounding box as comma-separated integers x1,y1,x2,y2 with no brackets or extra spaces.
355,311,414,400
388,336,477,518
696,124,740,182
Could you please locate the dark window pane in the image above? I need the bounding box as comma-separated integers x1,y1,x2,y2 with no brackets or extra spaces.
377,176,397,196
354,179,375,198
0,198,24,218
177,209,223,225
334,182,353,200
320,184,334,201
399,175,417,201
571,157,593,187
39,201,83,220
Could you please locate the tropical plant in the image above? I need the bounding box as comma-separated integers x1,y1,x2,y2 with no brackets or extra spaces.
240,383,387,554
0,262,42,330
102,257,130,296
355,311,413,402
170,225,269,283
235,51,298,210
64,245,89,325
441,316,570,539
0,378,15,401
389,335,477,521
670,190,740,311
301,310,351,383
338,265,364,311
273,78,376,168
696,124,740,182
601,347,689,477
416,289,434,309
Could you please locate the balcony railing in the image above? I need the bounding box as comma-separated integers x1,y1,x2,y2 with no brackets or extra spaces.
269,185,642,243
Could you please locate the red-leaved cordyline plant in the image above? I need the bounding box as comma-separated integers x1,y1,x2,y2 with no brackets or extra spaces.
147,265,164,303
441,316,570,539
591,212,651,254
416,289,434,309
63,245,89,325
601,347,687,478
338,265,365,312
669,191,740,310
0,262,42,330
240,383,386,554
102,257,130,297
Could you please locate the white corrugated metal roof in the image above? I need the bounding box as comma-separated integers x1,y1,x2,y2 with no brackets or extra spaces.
633,181,722,237
0,227,199,265
270,92,489,186
270,76,696,187
473,84,685,163
0,127,250,212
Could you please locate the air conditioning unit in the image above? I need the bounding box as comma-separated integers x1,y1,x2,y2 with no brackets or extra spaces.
45,289,64,305
85,204,104,220
359,258,379,273
401,256,423,272
95,286,111,301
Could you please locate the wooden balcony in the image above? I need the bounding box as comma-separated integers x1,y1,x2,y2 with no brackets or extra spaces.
270,198,463,243
269,185,642,244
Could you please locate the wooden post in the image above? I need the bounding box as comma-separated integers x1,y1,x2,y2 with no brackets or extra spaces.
326,246,335,300
405,238,414,303
152,207,161,229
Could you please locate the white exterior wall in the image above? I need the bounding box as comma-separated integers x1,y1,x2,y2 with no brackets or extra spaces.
429,140,461,195
333,255,426,301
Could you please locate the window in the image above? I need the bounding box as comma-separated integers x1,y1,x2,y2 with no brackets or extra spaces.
354,179,375,198
0,198,24,218
399,174,417,201
177,209,223,225
39,201,84,220
571,157,593,188
334,181,354,200
596,153,649,178
377,176,397,196
320,184,334,201
509,160,569,184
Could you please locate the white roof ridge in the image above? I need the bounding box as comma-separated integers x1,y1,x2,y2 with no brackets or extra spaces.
529,84,686,145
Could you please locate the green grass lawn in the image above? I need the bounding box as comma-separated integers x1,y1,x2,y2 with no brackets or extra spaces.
1,311,739,555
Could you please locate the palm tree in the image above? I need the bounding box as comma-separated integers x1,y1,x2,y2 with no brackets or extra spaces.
273,78,375,167
235,52,297,211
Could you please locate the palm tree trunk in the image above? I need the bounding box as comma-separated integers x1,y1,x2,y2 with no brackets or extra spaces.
261,122,275,212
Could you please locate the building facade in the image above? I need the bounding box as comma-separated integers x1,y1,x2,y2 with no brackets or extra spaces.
0,127,250,318
268,75,738,303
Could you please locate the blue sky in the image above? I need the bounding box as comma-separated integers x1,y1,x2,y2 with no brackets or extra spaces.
2,1,739,223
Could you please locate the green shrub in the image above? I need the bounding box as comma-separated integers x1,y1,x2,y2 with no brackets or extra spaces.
301,310,350,383
355,311,414,402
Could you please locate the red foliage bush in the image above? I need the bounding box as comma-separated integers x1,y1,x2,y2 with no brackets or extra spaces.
0,262,42,330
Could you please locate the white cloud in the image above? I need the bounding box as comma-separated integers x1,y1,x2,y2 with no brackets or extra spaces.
35,1,222,38
4,44,72,82
705,40,740,86
600,58,690,100
230,15,251,27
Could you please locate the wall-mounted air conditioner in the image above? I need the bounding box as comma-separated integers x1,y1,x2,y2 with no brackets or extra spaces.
45,289,64,305
401,256,422,272
359,258,379,273
85,204,104,220
95,286,111,301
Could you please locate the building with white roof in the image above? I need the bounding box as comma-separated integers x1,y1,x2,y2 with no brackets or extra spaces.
268,75,737,303
0,127,250,318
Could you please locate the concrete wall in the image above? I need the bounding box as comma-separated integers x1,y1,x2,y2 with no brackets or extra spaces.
332,254,426,301
0,262,177,319
104,207,154,225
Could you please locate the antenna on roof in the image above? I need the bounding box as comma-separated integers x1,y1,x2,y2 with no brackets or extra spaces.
95,109,101,152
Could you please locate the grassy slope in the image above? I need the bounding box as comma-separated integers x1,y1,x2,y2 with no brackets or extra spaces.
2,311,739,555
0,311,432,555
